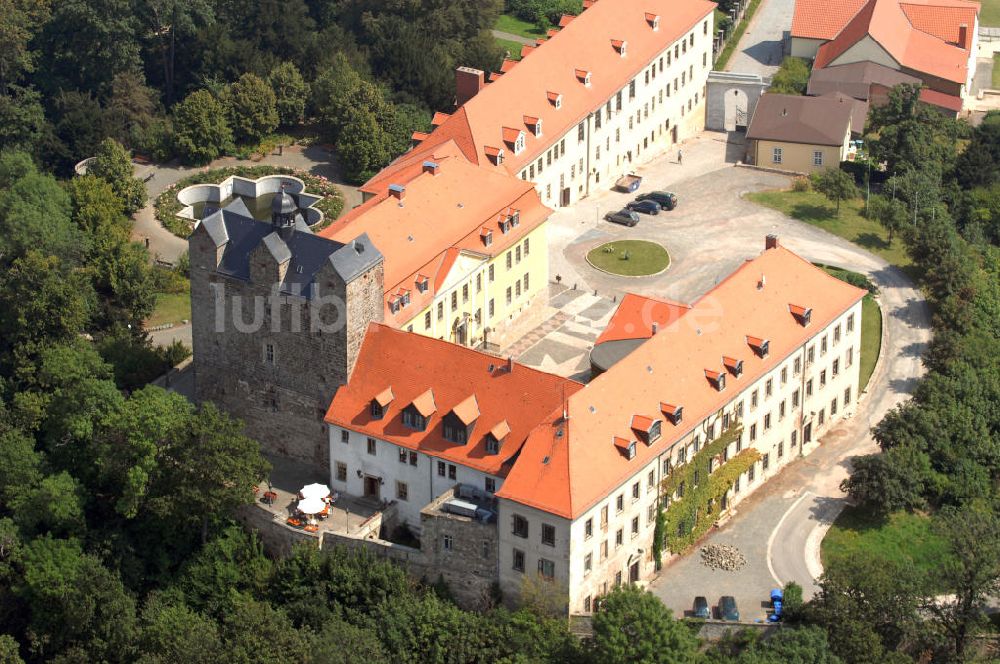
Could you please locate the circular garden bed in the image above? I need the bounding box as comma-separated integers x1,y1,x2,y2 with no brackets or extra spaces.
586,240,670,276
155,165,345,238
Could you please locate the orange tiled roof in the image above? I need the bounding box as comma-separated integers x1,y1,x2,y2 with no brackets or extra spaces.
452,394,480,425
812,0,975,84
319,151,551,325
412,388,437,417
594,292,691,344
496,243,867,518
374,387,394,407
366,0,714,184
490,419,511,441
325,325,583,476
900,0,979,43
792,0,869,40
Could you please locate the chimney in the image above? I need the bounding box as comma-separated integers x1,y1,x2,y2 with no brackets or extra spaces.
388,184,405,201
455,66,485,107
765,234,780,250
422,161,439,176
958,23,969,50
507,356,514,373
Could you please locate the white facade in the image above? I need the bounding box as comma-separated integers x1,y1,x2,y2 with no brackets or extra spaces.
518,15,714,208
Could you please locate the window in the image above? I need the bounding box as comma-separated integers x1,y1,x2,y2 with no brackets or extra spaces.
340,429,349,444
772,147,783,164
485,477,496,494
523,273,530,292
437,461,445,477
615,528,624,548
488,299,495,319
462,284,469,303
402,409,426,431
578,122,585,142
585,518,593,539
834,324,841,344
448,464,456,480
512,514,529,538
632,481,640,501
778,441,784,458
601,505,609,529
762,453,770,471
398,449,407,464
409,451,417,466
792,430,798,447
584,595,592,612
265,343,275,364
513,548,525,572
437,301,444,321
424,311,431,328
542,523,556,546
765,378,773,398
750,423,757,442
781,367,788,384
515,246,521,264
631,516,639,537
629,79,636,99
794,357,801,375
806,379,813,397
489,264,495,282
818,409,825,426
808,346,815,363
524,237,530,255
751,389,759,409
846,347,854,367
584,553,592,575
616,494,624,513
366,438,376,455
600,539,608,560
443,421,468,444
647,469,656,490
749,464,756,482
779,401,786,420
820,370,827,388
821,336,828,355
505,287,512,305
396,481,408,501
336,462,347,482
833,359,840,377
451,291,457,311
844,387,852,405
764,413,771,430
813,151,823,166
831,397,838,416
538,558,555,579
847,313,855,332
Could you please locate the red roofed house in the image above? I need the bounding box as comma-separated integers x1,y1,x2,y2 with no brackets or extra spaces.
324,237,867,614
791,0,980,109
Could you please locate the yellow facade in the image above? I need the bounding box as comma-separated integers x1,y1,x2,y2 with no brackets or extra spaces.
753,138,848,174
400,222,549,349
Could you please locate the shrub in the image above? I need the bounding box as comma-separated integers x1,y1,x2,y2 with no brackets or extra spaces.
792,176,810,192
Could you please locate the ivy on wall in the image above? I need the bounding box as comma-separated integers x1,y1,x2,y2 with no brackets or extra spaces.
651,423,761,557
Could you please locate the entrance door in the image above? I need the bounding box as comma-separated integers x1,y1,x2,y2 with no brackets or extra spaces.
454,320,467,346
561,188,571,206
363,476,380,500
803,423,812,444
629,561,640,583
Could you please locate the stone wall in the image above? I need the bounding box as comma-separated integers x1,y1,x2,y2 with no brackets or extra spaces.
235,503,318,558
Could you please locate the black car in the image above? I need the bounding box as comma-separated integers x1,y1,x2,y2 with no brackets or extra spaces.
718,595,740,622
693,596,710,619
604,209,640,226
626,199,661,215
636,190,678,210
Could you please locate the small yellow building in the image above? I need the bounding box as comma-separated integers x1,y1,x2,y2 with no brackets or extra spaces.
746,93,864,174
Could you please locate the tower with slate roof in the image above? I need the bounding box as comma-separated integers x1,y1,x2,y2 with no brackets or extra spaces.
188,193,384,466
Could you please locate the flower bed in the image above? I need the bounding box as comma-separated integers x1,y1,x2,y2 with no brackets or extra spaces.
155,165,345,238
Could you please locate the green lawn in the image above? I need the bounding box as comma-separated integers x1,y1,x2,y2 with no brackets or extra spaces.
822,506,949,586
494,13,544,39
982,0,1000,27
587,240,670,276
746,189,913,271
495,37,523,61
819,265,883,391
994,53,1000,89
147,292,191,328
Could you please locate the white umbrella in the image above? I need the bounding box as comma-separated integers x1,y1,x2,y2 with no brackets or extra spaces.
298,496,326,515
300,483,330,500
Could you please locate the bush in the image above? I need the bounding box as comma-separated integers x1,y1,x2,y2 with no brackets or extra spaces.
173,90,233,165
792,176,810,192
769,57,811,95
224,73,279,145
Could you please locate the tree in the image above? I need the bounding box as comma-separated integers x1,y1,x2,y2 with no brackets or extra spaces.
866,195,907,244
336,106,394,184
136,594,223,664
224,73,278,144
770,57,811,95
312,54,365,142
46,90,108,173
268,62,309,126
218,597,311,664
588,585,700,664
811,167,857,216
734,626,842,664
0,634,24,664
866,84,962,179
0,425,41,507
137,0,214,104
0,0,50,89
178,526,272,616
88,138,147,214
924,502,1000,660
309,617,387,664
953,139,997,190
10,471,86,538
0,85,48,153
172,89,232,164
104,72,161,151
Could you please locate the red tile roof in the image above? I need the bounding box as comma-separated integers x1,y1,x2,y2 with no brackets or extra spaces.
900,0,979,43
325,325,583,476
594,292,691,344
792,0,869,40
496,243,867,518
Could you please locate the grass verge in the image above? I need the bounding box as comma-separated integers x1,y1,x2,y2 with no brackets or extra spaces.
822,505,948,587
994,53,1000,89
819,265,883,392
746,189,913,271
982,0,1000,27
495,38,524,60
586,240,670,276
494,14,545,39
714,0,764,70
147,292,191,328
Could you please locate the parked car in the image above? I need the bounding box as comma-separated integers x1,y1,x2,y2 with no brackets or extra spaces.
718,595,740,621
604,209,640,226
693,596,710,619
626,199,661,215
636,190,678,210
768,588,783,622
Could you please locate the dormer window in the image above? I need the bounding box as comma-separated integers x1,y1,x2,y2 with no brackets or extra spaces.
631,415,661,445
524,115,543,137
534,119,542,137
485,146,504,165
370,387,393,420
576,69,592,86
515,133,525,153
723,356,744,378
747,336,770,358
416,275,429,293
645,12,660,30
612,39,627,56
399,290,411,307
481,228,493,246
487,419,510,455
509,210,520,227
614,436,637,460
404,389,435,431
706,369,726,392
661,402,683,425
547,91,563,109
789,304,813,327
499,215,512,234
388,295,401,314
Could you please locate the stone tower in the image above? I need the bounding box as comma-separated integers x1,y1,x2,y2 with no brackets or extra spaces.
188,195,384,467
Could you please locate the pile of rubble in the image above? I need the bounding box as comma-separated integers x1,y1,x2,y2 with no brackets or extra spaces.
699,544,747,571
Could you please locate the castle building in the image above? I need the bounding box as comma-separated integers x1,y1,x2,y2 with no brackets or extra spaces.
323,237,867,613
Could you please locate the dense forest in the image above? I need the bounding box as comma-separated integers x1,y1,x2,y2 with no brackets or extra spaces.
0,0,998,659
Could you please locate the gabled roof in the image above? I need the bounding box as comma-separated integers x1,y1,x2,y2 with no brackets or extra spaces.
452,394,480,425
325,325,582,476
411,389,437,417
900,0,979,43
591,292,692,372
792,0,870,40
812,0,973,84
497,243,867,518
746,93,859,146
807,61,921,99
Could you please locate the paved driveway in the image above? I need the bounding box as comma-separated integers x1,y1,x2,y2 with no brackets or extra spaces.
545,131,931,621
725,0,795,76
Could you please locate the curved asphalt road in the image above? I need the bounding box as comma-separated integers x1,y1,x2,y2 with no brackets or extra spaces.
545,132,931,620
